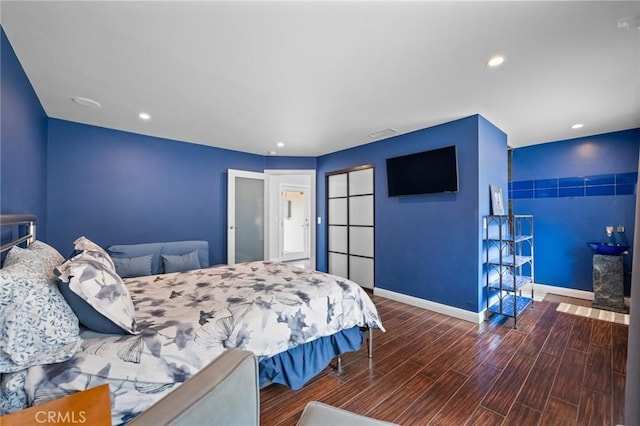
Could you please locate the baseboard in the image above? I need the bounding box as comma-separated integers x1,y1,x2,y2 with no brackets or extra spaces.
523,282,592,302
373,284,631,325
373,288,483,324
524,282,631,306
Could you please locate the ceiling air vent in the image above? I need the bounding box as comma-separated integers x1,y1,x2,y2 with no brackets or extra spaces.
367,128,398,139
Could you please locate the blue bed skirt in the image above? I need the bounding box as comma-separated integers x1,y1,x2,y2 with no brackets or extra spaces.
258,326,364,390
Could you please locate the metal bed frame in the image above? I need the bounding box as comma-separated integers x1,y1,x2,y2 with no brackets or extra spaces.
0,215,36,254
335,327,374,373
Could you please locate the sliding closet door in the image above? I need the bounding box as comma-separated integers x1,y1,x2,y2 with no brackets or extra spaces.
327,166,374,289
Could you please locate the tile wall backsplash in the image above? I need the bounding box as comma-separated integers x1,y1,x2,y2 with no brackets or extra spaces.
509,173,637,200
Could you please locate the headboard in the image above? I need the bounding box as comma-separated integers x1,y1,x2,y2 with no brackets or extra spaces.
0,215,36,257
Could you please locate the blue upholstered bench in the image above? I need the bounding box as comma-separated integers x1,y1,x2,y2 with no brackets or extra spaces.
106,240,209,278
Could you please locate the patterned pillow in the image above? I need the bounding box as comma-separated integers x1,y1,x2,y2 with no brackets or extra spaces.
56,248,137,335
0,247,81,373
73,236,115,270
3,241,64,272
1,370,27,414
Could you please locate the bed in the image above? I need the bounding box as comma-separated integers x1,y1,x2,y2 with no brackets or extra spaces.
0,215,384,424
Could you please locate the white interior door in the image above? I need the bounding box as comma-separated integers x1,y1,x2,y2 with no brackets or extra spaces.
280,185,310,261
227,169,266,265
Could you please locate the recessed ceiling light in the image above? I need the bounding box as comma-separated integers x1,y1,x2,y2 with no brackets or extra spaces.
486,55,505,68
277,142,285,148
71,96,101,108
571,123,584,129
138,112,151,120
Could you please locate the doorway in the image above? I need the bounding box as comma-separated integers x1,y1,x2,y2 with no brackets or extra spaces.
280,185,310,262
227,169,316,269
265,170,316,270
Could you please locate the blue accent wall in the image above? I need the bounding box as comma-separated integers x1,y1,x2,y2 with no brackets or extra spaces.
1,28,48,238
264,155,317,170
477,116,509,308
317,115,506,312
46,119,265,264
511,129,640,295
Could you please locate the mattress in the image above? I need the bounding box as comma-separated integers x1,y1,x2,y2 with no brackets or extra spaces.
22,261,384,424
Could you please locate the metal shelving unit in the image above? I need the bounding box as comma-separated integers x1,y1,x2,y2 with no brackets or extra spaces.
484,214,534,328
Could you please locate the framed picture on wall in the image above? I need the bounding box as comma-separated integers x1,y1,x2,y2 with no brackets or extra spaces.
490,185,505,215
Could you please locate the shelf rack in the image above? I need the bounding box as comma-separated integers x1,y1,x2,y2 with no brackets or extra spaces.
484,214,534,328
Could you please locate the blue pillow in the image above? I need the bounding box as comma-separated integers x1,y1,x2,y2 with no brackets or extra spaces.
161,250,201,273
57,281,127,335
112,254,153,278
107,241,209,274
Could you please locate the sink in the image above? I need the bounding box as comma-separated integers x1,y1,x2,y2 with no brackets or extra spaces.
587,242,630,255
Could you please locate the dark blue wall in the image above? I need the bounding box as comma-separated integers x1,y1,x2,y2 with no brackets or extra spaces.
511,129,640,295
45,120,316,264
46,119,266,264
264,155,317,170
1,28,49,239
317,115,505,312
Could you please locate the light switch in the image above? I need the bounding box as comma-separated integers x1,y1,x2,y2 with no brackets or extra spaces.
317,217,322,225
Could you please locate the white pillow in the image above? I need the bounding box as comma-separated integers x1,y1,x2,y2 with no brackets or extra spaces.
56,238,137,334
73,236,115,270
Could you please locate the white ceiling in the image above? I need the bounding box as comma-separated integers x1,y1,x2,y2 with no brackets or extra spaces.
2,1,639,156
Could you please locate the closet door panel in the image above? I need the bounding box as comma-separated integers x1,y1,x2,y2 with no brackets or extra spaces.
328,198,348,225
349,227,374,258
349,195,373,226
327,165,374,289
328,174,348,198
328,226,348,253
349,256,374,289
349,168,374,196
328,253,348,278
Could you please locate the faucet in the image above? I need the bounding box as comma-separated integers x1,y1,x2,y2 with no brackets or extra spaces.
606,226,614,238
617,225,629,245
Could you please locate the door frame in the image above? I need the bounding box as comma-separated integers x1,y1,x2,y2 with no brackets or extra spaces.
264,169,316,270
227,169,266,265
279,183,311,262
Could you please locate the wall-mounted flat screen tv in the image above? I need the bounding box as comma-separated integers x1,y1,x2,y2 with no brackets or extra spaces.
386,145,459,196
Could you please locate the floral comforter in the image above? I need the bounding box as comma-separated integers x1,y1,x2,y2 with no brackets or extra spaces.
22,262,383,424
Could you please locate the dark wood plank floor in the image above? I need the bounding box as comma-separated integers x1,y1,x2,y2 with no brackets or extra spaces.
260,294,628,425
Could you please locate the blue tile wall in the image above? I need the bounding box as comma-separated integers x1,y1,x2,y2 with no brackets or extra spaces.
509,173,637,200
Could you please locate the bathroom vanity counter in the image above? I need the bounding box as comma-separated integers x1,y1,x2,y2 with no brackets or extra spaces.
592,254,628,313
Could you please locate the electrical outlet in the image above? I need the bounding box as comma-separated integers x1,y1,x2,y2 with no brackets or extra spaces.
617,225,625,233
